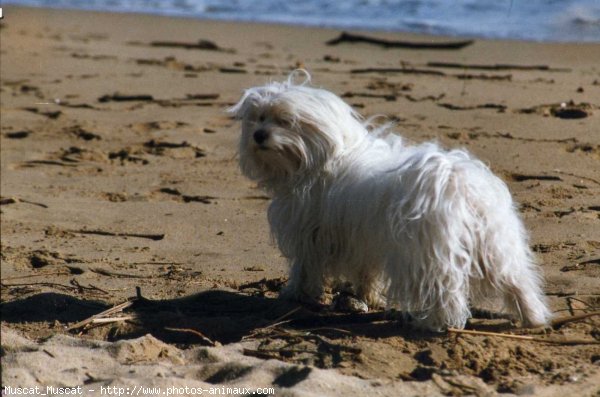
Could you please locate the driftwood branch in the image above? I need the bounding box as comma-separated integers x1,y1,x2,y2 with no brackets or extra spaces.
426,61,570,72
511,173,562,182
98,93,154,103
327,32,473,50
351,67,445,76
149,39,232,53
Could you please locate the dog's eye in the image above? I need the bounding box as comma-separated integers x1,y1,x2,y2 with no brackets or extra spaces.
278,118,292,128
258,115,266,122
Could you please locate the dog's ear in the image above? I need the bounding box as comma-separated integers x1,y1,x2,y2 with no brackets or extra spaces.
230,72,310,120
227,92,251,120
228,87,262,120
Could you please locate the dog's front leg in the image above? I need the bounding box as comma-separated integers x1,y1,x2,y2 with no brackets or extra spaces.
279,257,325,305
277,224,327,305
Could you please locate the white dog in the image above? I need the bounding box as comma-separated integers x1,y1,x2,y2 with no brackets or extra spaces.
230,72,551,331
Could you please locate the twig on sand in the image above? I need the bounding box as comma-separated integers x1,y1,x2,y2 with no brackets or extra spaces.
1,280,106,295
0,197,48,208
550,311,600,329
565,296,595,316
243,327,361,362
164,327,217,346
270,306,304,326
98,93,154,103
70,229,165,241
511,173,562,182
349,67,512,81
66,300,134,331
449,328,538,341
90,316,136,324
243,306,302,340
351,67,446,76
91,267,153,279
301,327,352,335
1,281,68,290
70,279,110,295
65,287,155,332
3,271,71,280
42,349,56,358
448,324,599,345
22,160,77,168
552,170,600,186
327,31,473,50
281,331,363,355
149,39,232,53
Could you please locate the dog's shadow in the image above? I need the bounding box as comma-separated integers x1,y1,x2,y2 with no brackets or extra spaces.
0,289,284,343
1,281,514,346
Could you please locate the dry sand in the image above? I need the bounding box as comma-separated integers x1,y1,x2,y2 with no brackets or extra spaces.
1,5,599,396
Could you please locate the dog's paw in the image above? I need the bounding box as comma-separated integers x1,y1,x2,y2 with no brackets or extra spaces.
332,292,369,313
279,285,323,308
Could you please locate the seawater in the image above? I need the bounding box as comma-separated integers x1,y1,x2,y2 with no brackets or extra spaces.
4,0,600,42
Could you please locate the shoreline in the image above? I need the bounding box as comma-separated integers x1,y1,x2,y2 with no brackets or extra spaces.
5,4,600,45
2,5,600,396
4,3,600,44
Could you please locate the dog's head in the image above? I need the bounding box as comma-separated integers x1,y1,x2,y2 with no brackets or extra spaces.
229,71,367,189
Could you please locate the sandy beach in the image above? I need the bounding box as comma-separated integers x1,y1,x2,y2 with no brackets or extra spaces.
1,5,599,396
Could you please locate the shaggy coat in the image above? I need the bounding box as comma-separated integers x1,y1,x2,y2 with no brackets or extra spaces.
230,73,551,331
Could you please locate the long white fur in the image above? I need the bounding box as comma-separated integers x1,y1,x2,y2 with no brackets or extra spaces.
230,72,551,331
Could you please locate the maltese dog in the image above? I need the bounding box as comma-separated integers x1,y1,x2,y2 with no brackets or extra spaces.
230,71,551,331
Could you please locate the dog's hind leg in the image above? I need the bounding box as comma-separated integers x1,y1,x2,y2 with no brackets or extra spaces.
496,244,551,328
451,159,551,328
385,241,473,331
478,212,552,328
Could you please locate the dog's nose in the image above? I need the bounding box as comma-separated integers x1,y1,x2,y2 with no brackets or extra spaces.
253,129,269,145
